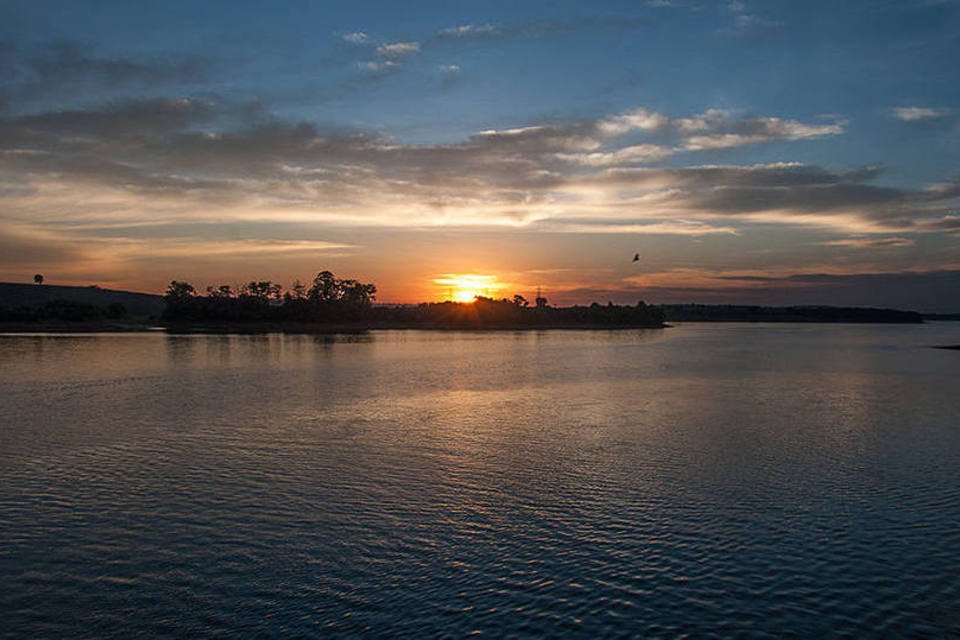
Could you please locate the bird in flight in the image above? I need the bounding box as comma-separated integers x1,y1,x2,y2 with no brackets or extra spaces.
632,253,640,262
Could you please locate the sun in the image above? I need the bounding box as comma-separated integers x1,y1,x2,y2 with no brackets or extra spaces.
453,289,480,303
433,274,505,303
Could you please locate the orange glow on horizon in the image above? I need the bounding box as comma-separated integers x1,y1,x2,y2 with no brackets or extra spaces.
433,274,506,302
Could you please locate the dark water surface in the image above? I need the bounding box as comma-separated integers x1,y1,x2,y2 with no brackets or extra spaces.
2,324,960,638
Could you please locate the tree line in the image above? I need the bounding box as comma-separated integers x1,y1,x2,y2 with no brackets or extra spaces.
379,297,666,329
163,271,377,322
162,270,666,329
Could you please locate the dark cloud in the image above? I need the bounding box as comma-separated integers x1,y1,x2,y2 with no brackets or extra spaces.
688,182,908,214
586,164,881,189
0,40,213,106
560,270,960,313
8,98,223,137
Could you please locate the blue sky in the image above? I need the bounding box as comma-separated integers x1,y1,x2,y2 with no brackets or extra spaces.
1,0,959,309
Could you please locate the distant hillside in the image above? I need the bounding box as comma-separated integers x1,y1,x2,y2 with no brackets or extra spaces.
0,282,164,318
661,304,923,323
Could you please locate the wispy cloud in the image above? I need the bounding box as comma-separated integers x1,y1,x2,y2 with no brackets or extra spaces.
433,17,648,44
555,144,674,167
679,110,842,149
375,41,421,58
438,24,500,38
356,60,400,73
890,106,953,121
129,238,355,258
341,31,369,44
1,97,955,288
598,108,671,135
819,237,916,248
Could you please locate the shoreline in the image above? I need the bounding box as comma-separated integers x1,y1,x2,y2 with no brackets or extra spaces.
1,321,669,334
1,319,949,334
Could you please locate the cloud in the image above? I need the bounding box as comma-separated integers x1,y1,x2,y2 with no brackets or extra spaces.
819,237,915,248
342,32,369,44
468,108,843,161
434,17,648,44
0,97,954,277
127,238,355,258
682,123,842,149
375,41,421,58
438,64,462,87
890,106,953,121
598,108,671,135
531,219,738,235
0,40,210,105
677,110,842,149
4,97,236,138
555,144,674,166
356,60,400,73
594,108,843,150
438,24,500,38
353,41,421,75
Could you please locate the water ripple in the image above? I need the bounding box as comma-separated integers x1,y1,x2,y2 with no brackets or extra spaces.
2,325,960,637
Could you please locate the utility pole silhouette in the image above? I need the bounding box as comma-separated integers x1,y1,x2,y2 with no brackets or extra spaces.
535,286,547,309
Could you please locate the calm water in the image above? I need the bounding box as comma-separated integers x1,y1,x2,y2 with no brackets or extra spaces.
2,324,960,638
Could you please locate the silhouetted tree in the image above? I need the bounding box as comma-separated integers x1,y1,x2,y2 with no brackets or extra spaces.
165,281,196,303
290,280,306,300
34,274,43,285
269,283,283,303
309,271,339,302
162,281,198,320
161,271,377,324
207,285,234,299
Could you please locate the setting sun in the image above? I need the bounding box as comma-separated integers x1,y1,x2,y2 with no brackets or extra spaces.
433,274,506,303
453,289,479,303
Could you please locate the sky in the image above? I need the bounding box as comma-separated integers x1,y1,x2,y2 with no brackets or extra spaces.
1,0,959,311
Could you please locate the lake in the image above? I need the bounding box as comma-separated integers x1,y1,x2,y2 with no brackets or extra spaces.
2,324,959,638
